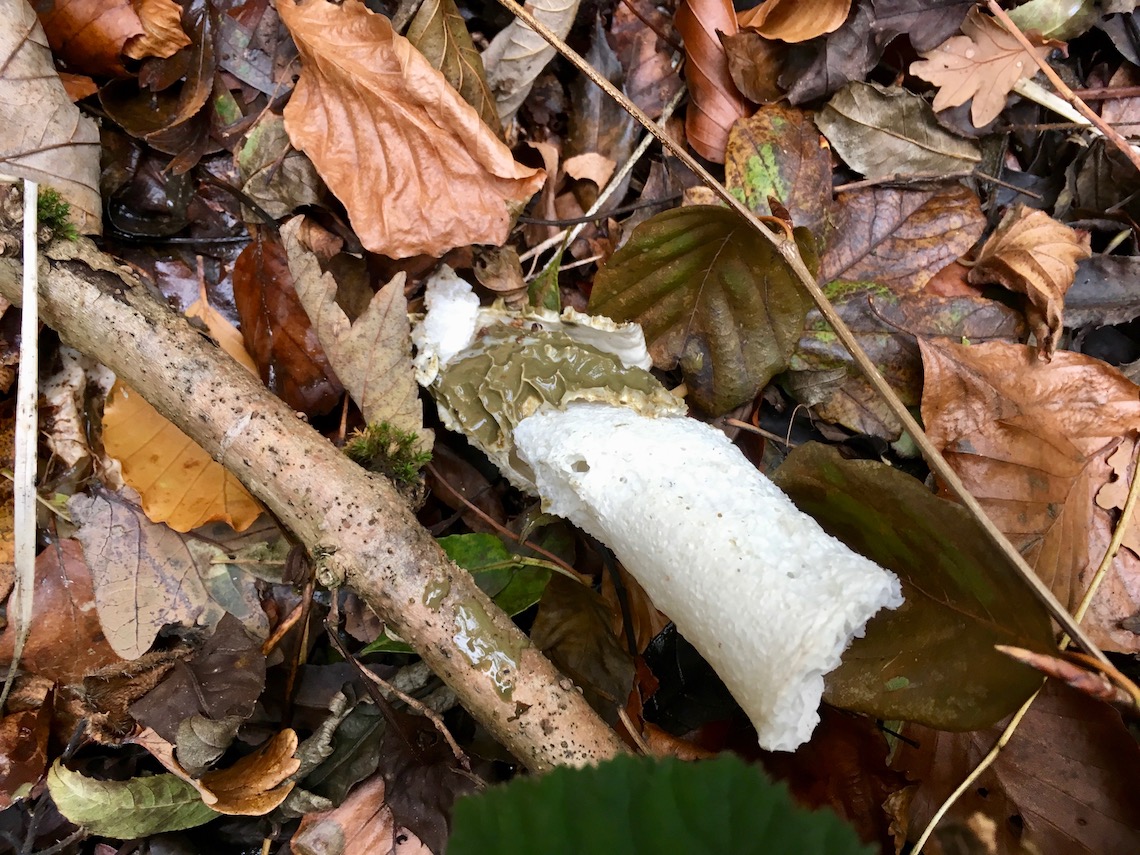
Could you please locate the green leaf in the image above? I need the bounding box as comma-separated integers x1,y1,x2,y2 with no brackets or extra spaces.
407,0,503,138
47,761,218,837
448,754,872,855
362,534,551,654
772,443,1054,730
590,206,812,415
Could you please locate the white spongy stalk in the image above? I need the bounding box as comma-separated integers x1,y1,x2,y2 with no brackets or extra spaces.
513,404,903,751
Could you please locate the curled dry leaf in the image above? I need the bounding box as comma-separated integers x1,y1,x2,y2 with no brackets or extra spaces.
910,8,1054,127
37,0,189,78
675,0,750,163
737,0,851,43
967,204,1091,359
482,0,580,125
920,339,1140,652
1,0,101,233
279,0,544,258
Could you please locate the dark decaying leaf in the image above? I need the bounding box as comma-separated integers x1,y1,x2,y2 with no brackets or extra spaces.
720,31,786,105
232,226,344,417
607,0,683,118
816,82,981,178
724,104,832,233
870,0,972,53
894,681,1140,855
590,206,812,415
788,281,1025,440
1065,254,1140,328
0,693,53,810
406,0,502,138
772,443,1054,729
129,615,266,748
530,573,635,725
674,0,749,162
778,0,886,105
819,184,985,294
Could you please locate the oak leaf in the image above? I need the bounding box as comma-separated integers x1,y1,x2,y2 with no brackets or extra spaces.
279,0,544,258
737,0,851,43
967,204,1091,359
920,339,1140,652
910,8,1054,127
675,0,750,163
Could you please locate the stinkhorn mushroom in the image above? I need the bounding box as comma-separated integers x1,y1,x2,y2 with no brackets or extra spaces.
413,268,903,751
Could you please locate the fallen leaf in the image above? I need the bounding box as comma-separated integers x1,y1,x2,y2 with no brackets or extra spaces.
895,680,1140,855
531,573,635,725
724,104,832,233
738,0,851,43
236,113,324,221
774,443,1054,729
68,489,267,659
607,0,684,118
820,184,986,294
920,339,1140,651
102,381,262,532
407,0,502,137
1065,255,1140,329
590,206,812,414
1,0,101,233
282,217,430,450
279,0,544,258
720,31,786,105
870,0,972,52
675,0,750,163
232,226,344,416
292,774,412,855
38,0,189,77
967,204,1091,358
0,691,52,809
817,82,982,178
0,540,125,685
910,7,1054,127
788,281,1025,439
98,0,218,174
778,0,884,105
482,0,581,124
196,729,299,814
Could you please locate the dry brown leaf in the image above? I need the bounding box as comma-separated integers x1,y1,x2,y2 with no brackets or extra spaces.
720,31,786,105
675,0,750,163
123,0,192,61
103,284,261,533
967,204,1091,359
279,0,544,258
0,540,125,684
38,0,188,77
910,8,1054,127
282,217,431,451
291,773,429,855
737,0,851,43
2,0,101,234
920,339,1140,652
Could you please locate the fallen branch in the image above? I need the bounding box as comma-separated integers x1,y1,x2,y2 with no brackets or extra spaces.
0,232,627,772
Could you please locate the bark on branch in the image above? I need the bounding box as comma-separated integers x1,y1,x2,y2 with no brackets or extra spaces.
0,234,627,772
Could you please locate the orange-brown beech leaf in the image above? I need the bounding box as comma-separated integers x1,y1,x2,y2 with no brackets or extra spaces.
967,204,1091,360
910,8,1054,128
38,0,188,78
0,540,125,685
675,0,750,163
894,680,1140,855
103,286,262,533
278,0,545,258
737,0,851,43
819,185,985,294
0,694,52,809
920,339,1140,652
232,227,344,417
2,1,101,234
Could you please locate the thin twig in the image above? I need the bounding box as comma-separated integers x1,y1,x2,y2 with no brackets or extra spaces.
912,440,1140,852
832,169,1043,199
988,0,1140,174
493,0,1109,665
1,180,38,712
